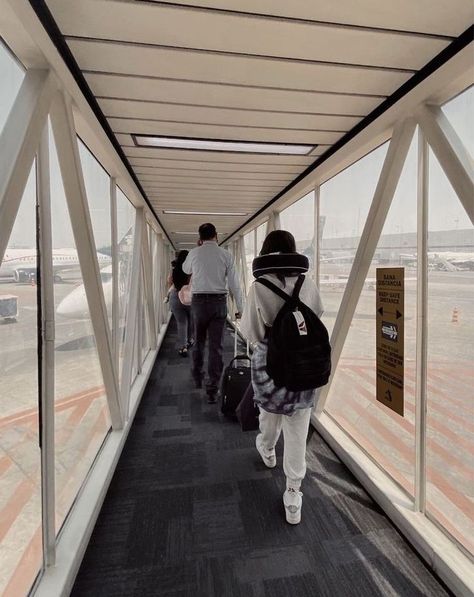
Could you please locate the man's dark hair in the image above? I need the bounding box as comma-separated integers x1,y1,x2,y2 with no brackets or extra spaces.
199,223,217,241
260,230,296,255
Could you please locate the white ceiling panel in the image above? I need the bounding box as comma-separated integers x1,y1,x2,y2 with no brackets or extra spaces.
42,0,472,244
147,0,473,37
99,98,363,130
50,0,449,70
123,147,320,164
69,40,411,96
132,167,295,181
86,73,385,115
129,162,304,175
109,118,343,145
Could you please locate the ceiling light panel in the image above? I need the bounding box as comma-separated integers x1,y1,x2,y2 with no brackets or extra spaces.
133,135,314,155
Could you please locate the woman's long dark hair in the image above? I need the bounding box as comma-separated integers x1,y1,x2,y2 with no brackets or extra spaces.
260,230,296,255
259,230,297,285
172,250,190,290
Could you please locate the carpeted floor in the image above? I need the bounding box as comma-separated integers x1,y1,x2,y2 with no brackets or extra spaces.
71,320,451,597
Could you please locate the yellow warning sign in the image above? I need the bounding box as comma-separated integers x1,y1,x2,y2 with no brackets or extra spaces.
376,267,404,416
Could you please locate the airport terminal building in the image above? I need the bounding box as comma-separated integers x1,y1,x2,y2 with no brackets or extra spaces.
0,2,473,596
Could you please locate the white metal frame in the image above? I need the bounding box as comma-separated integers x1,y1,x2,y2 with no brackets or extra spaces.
50,90,123,430
120,207,144,417
316,118,417,412
110,177,120,372
0,69,57,264
416,104,474,224
231,102,474,594
37,123,56,567
0,6,472,596
415,129,429,514
0,33,172,597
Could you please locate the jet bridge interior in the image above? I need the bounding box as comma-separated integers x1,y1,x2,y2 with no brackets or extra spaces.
0,1,472,596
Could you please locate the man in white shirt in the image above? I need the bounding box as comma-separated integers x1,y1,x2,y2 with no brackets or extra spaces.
182,223,243,403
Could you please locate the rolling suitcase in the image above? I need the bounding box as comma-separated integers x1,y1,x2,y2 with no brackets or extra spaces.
221,329,251,417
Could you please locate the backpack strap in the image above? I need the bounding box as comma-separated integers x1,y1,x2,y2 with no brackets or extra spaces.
291,274,305,300
255,277,292,302
256,275,305,307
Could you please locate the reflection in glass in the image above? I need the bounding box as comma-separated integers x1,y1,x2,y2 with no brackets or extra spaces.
320,144,388,334
0,166,42,596
78,141,112,325
279,192,315,273
326,134,418,496
442,86,473,157
256,223,267,255
116,188,135,379
49,130,111,531
243,231,254,289
426,148,474,555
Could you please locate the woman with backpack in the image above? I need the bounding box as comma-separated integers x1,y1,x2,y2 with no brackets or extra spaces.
240,230,327,525
167,250,194,357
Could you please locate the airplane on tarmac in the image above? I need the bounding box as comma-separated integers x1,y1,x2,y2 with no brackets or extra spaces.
0,247,111,282
400,251,474,271
56,265,114,318
56,228,133,319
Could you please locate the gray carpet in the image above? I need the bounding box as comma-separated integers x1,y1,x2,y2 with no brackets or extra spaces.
71,320,451,597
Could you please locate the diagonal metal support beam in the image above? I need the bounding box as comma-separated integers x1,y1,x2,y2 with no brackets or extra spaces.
141,222,157,347
316,118,416,414
120,207,144,417
417,104,474,224
0,69,57,265
50,90,123,430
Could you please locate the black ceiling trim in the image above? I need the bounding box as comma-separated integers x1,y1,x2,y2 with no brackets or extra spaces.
28,0,175,248
84,71,390,99
222,25,474,245
65,36,417,74
120,0,456,42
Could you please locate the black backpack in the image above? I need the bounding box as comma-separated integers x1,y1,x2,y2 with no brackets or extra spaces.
256,274,331,391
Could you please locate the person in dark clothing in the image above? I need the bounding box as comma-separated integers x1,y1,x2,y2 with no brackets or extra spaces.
168,250,193,356
182,223,243,403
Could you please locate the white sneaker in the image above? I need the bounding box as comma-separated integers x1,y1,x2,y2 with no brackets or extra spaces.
283,488,303,524
255,434,276,468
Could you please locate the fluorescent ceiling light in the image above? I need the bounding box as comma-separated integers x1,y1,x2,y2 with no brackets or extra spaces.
164,210,247,216
133,135,314,155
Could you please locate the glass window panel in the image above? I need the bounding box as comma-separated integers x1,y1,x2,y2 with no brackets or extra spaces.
426,147,474,555
256,222,267,255
320,143,388,334
141,263,151,360
325,133,418,496
0,41,24,135
279,192,315,275
49,128,111,531
442,86,474,157
116,188,135,379
78,141,112,325
243,231,255,288
0,166,42,596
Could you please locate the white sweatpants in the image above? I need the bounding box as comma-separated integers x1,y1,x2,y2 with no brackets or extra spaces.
258,407,312,490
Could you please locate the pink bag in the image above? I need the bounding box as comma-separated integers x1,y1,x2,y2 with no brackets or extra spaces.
178,283,192,306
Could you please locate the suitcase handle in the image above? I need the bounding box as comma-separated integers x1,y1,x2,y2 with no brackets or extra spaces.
229,355,251,368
